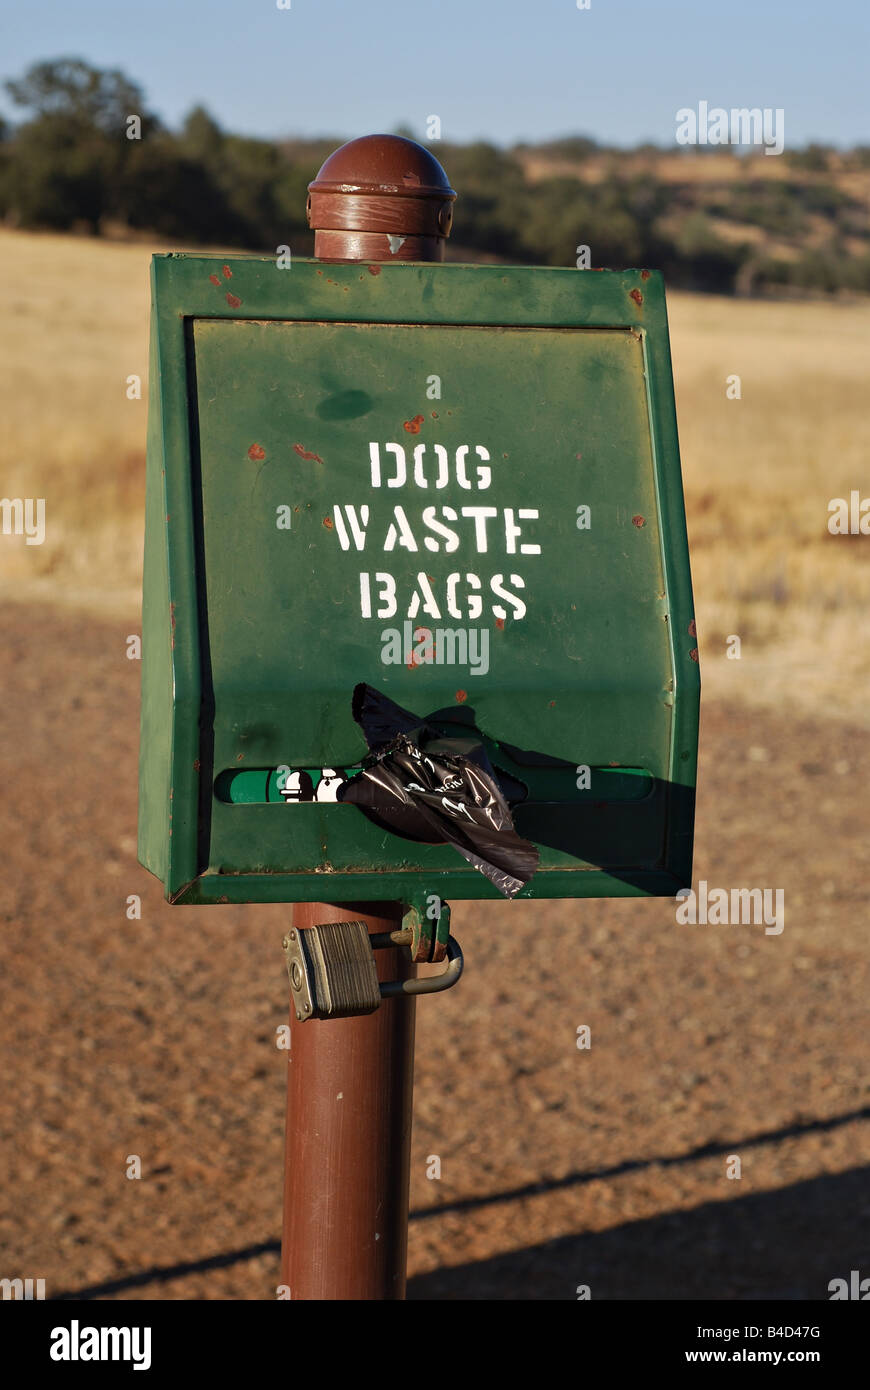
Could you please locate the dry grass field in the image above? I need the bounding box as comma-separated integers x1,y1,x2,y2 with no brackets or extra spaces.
2,225,868,722
0,228,868,1301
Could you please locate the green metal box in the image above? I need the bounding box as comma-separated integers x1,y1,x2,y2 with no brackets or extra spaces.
138,255,699,904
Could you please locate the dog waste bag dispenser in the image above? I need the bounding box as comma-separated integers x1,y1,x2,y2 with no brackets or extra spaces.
138,255,699,905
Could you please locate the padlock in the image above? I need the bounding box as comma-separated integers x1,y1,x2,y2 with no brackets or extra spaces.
283,919,463,1021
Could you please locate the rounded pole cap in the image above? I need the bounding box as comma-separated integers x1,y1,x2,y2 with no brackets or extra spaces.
308,134,456,262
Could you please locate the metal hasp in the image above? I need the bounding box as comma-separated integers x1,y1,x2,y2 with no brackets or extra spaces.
283,919,463,1020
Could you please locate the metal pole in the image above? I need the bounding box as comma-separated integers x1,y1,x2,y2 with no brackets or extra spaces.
280,136,457,1300
281,901,415,1299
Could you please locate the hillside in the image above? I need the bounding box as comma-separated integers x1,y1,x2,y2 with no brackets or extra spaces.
2,58,869,297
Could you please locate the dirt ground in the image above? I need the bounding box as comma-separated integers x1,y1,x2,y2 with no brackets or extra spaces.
0,600,867,1300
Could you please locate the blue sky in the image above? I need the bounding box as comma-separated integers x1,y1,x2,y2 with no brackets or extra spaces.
1,0,867,147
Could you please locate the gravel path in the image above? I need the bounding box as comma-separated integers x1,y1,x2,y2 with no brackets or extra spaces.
0,602,867,1300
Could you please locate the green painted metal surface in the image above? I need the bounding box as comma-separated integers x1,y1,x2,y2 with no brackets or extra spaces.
138,255,699,905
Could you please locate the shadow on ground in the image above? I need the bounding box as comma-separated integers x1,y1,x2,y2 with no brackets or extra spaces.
51,1127,870,1300
408,1167,870,1300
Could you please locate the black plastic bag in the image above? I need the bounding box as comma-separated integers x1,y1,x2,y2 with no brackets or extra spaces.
338,684,539,899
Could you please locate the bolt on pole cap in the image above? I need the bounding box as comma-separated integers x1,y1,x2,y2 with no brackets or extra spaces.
307,134,456,263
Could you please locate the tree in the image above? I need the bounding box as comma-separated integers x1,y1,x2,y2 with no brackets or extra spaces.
179,105,224,165
3,58,159,232
5,58,156,137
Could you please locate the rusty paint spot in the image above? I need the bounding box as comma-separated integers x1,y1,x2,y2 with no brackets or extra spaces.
431,411,438,418
323,516,334,529
576,453,582,459
609,760,620,767
294,444,324,463
641,269,651,281
689,648,699,663
218,895,229,904
208,274,221,287
222,265,232,279
404,415,425,434
495,617,505,630
169,602,176,633
226,293,242,308
632,515,645,528
629,289,643,306
368,265,381,275
247,443,266,461
688,619,696,637
193,759,201,772
549,701,556,708
455,690,467,703
236,753,244,761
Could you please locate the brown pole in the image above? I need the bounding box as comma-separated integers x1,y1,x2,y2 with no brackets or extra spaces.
280,136,457,1301
282,901,414,1299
